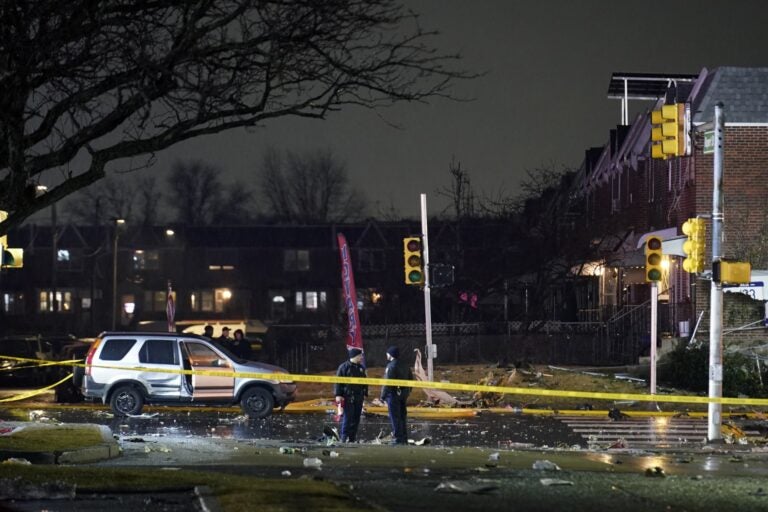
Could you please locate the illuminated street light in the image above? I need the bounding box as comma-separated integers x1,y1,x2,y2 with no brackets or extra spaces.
165,229,175,237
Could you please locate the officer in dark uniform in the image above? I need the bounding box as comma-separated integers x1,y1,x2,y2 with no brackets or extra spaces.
334,347,368,442
380,346,412,445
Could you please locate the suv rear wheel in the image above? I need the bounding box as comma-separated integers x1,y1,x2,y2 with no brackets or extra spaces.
110,385,144,416
240,387,274,419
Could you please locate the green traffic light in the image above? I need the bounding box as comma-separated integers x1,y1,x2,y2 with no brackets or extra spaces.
647,269,662,281
408,270,423,283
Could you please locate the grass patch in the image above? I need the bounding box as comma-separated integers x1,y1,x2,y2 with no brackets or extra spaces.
0,425,105,452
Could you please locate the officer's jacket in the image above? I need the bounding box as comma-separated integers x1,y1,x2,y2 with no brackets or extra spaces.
334,360,368,398
380,359,413,400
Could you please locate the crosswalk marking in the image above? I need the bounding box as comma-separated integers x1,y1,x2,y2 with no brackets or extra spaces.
557,415,761,448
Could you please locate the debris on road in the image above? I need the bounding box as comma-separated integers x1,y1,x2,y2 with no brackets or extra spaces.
540,478,574,486
644,466,666,477
532,460,561,471
303,457,323,468
434,480,499,494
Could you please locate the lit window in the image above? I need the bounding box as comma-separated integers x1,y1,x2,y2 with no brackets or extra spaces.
190,290,215,312
2,293,24,314
295,291,326,310
57,250,70,262
214,288,231,312
133,250,160,271
38,290,73,313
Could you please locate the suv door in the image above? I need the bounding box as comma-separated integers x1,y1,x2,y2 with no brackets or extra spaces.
137,338,183,398
180,340,235,399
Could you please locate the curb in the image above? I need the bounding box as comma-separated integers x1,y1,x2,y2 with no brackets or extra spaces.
0,423,121,465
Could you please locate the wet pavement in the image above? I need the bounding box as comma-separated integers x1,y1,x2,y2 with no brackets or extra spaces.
4,401,768,511
0,404,582,449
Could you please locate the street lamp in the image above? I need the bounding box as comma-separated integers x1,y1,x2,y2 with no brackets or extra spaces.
112,218,126,330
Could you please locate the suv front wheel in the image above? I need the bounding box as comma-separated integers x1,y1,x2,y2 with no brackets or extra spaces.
110,385,145,416
240,387,274,419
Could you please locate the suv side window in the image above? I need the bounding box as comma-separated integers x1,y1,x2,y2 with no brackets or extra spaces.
139,339,178,365
99,339,136,361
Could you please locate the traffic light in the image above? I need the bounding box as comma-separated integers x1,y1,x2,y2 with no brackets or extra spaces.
0,209,7,250
681,218,706,273
403,237,424,285
650,104,681,159
1,248,23,268
645,236,663,282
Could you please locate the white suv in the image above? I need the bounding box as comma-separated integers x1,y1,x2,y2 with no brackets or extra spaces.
78,332,297,418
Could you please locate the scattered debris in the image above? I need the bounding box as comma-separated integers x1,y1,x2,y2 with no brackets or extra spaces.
281,470,292,477
488,452,500,461
644,466,666,478
532,460,561,471
748,488,767,497
1,458,31,465
303,457,323,468
608,438,628,449
540,478,574,486
608,408,630,421
410,437,431,446
434,480,499,494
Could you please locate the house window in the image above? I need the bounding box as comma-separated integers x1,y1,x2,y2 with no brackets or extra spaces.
133,250,160,271
284,249,310,271
143,291,168,312
56,249,83,271
357,249,386,272
190,290,215,312
38,290,73,312
214,288,231,312
207,249,237,271
295,290,326,310
2,293,24,315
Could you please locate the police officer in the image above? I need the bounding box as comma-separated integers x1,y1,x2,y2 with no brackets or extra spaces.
334,348,368,442
380,346,412,445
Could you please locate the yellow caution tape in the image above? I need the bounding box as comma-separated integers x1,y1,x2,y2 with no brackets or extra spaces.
0,373,73,403
3,353,768,407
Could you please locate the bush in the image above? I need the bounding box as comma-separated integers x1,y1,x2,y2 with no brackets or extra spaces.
660,341,767,397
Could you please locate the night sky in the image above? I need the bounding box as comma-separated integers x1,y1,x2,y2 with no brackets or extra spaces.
151,0,768,218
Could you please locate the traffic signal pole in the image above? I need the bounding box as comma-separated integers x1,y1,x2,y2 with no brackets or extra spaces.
708,103,725,442
420,193,434,382
650,282,657,396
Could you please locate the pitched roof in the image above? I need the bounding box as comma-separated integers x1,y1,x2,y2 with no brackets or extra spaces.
692,67,768,124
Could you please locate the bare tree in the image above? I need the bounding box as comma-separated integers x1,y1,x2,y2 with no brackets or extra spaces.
166,160,223,226
0,1,472,235
65,177,135,226
135,175,163,226
437,157,476,219
258,148,367,223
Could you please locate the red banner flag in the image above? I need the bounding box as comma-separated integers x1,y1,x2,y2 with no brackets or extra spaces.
337,233,363,352
166,280,176,333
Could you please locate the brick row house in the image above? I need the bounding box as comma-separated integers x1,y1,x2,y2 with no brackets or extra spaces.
563,66,768,346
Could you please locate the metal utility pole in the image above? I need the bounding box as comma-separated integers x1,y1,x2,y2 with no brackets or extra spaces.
708,103,725,442
111,218,125,331
420,194,434,382
650,281,658,395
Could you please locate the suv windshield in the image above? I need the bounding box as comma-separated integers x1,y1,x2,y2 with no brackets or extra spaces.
208,339,246,364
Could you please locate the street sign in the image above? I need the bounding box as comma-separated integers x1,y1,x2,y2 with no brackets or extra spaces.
703,130,714,154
